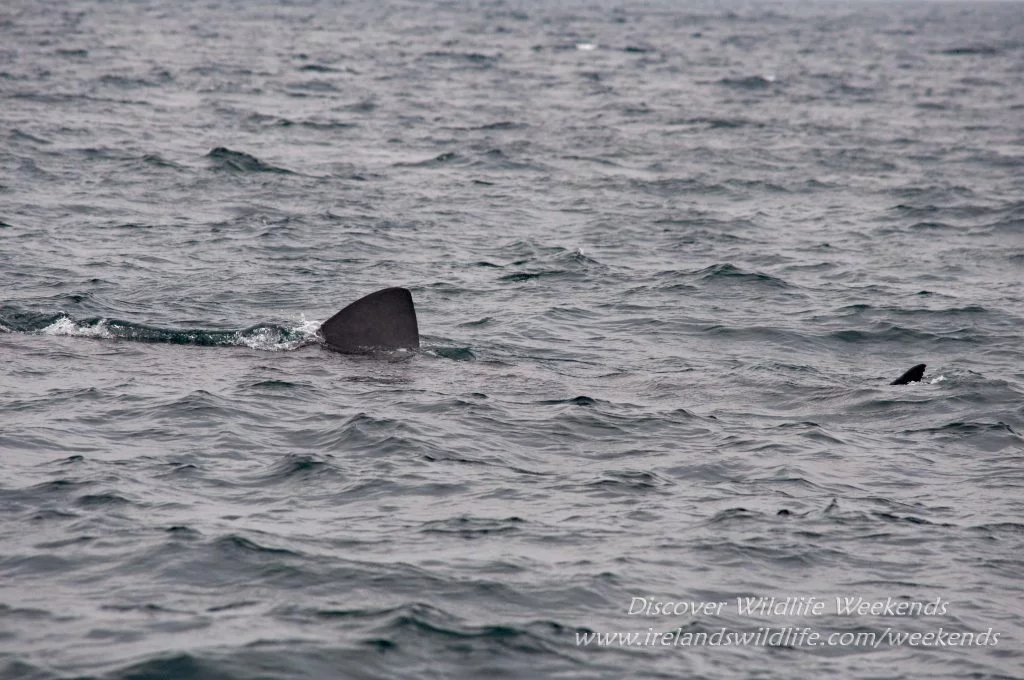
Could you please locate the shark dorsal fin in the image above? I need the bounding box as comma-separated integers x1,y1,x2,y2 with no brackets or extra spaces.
891,363,926,385
320,287,419,353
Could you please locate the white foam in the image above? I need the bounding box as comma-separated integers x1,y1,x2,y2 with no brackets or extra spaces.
39,316,113,339
234,314,321,351
576,43,597,51
930,375,946,384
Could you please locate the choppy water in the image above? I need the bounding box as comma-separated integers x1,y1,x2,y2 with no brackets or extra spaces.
2,0,1023,678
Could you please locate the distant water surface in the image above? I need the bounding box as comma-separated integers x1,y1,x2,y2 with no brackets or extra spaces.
1,0,1022,678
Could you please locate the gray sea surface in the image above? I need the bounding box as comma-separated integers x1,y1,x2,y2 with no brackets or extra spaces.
1,0,1023,678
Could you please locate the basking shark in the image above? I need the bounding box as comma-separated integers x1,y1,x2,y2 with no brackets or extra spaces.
320,289,927,385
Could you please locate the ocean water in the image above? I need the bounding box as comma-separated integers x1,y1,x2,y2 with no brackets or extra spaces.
1,0,1023,677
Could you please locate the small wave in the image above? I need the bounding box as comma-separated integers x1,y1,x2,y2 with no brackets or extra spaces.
421,51,499,67
941,45,1003,56
675,116,762,129
139,153,181,169
831,302,990,321
725,178,790,193
217,534,301,557
100,653,217,680
10,129,51,144
707,507,761,524
497,247,602,284
241,379,307,390
588,470,673,492
344,98,376,112
247,454,339,484
397,151,459,168
872,512,954,527
298,119,356,131
374,602,561,655
296,63,340,73
829,326,978,345
33,479,93,493
287,78,341,93
396,148,541,173
97,72,171,89
694,263,792,289
972,523,1024,535
420,516,525,537
457,316,492,328
539,395,599,407
76,492,132,508
426,346,476,361
313,412,437,456
206,147,293,174
917,421,1019,437
499,271,547,282
630,176,725,197
165,525,202,539
472,121,528,131
718,74,777,89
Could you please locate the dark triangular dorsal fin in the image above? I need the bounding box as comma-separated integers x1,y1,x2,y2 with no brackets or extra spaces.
891,363,926,385
320,287,419,353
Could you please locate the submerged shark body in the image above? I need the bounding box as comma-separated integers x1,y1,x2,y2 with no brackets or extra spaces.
320,289,928,384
